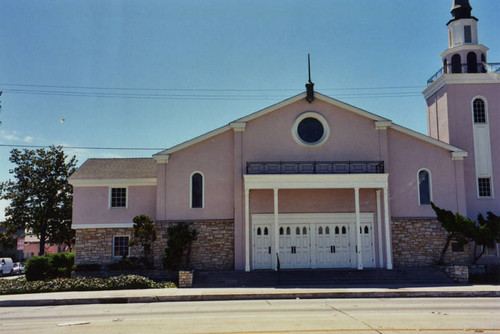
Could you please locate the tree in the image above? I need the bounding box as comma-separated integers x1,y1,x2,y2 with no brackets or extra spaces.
0,146,77,255
473,212,500,264
431,202,476,264
129,214,157,267
163,223,198,271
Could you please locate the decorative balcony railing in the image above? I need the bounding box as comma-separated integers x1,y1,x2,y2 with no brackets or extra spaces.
246,161,385,175
427,62,500,86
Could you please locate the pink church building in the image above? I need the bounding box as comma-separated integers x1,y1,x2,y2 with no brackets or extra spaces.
69,0,500,271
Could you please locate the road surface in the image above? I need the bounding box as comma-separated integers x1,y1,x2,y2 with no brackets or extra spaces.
1,297,499,333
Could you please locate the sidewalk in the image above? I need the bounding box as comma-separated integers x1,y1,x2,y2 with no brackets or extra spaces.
1,285,500,307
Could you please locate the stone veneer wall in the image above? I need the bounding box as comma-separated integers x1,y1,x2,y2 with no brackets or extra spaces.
392,217,470,267
75,220,234,270
74,228,141,265
152,220,234,270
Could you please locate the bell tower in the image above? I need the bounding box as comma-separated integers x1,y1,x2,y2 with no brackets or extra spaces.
423,0,500,219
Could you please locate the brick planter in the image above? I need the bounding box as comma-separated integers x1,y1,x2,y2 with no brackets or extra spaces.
178,270,194,288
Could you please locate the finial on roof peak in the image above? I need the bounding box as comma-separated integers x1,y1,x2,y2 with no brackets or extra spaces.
305,54,314,103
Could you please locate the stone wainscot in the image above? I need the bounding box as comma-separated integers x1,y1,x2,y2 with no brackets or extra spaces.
75,220,234,270
391,217,470,267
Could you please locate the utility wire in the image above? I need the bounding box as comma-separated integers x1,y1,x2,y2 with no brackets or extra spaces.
0,82,425,92
0,144,164,150
0,82,425,100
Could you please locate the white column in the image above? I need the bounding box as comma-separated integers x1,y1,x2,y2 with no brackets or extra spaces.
376,190,384,268
355,187,363,270
383,187,393,270
245,189,250,272
273,188,279,271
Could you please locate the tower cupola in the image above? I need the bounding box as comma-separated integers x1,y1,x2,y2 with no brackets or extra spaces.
449,0,476,24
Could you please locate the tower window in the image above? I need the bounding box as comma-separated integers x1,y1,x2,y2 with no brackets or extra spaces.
418,169,432,205
467,52,478,73
478,178,492,198
191,172,203,208
451,54,462,73
473,99,486,123
464,25,472,43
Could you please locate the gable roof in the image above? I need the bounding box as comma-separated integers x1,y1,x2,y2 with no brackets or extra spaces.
153,91,466,159
70,158,157,180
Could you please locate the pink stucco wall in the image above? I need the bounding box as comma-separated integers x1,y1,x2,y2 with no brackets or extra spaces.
157,130,234,221
72,185,156,225
387,128,463,217
242,99,381,162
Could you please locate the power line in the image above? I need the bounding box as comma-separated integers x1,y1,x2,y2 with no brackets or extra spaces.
0,82,424,92
0,144,164,151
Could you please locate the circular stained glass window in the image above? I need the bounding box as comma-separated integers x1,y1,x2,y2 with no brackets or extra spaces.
292,112,330,147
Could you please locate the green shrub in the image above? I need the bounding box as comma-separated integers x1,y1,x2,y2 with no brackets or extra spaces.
25,256,50,281
0,275,175,295
25,253,75,281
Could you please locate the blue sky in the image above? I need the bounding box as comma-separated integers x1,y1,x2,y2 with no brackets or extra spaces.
1,0,499,219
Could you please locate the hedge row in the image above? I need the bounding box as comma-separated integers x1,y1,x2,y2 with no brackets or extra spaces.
0,275,175,295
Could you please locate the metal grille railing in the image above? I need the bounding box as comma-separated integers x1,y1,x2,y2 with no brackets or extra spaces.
246,161,384,175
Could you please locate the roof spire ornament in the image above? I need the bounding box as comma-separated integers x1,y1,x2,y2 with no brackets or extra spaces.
449,0,477,24
305,54,314,103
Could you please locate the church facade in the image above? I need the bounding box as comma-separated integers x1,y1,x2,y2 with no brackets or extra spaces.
69,0,500,271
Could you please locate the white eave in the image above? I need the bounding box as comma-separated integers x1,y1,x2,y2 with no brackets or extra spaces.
69,178,157,187
423,73,500,100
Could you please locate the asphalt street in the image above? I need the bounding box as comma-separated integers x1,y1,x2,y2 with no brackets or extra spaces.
1,297,499,333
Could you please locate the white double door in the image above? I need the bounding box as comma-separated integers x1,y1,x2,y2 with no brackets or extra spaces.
253,214,375,270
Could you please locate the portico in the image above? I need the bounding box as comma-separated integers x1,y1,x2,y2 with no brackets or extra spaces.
243,172,392,272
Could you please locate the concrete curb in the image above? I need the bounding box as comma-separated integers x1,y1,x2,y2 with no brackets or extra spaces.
1,289,500,307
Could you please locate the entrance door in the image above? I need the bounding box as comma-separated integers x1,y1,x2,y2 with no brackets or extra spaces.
279,224,310,269
253,224,272,269
360,224,375,268
316,224,352,268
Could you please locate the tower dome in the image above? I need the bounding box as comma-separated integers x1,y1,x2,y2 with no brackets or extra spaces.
448,0,477,25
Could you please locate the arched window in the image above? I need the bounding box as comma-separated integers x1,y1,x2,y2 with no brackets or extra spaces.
451,54,462,73
190,172,203,208
467,52,477,73
418,169,432,205
443,59,448,74
318,226,323,235
473,98,486,124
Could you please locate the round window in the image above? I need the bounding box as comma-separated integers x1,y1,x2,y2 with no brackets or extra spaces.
292,112,330,147
297,117,324,143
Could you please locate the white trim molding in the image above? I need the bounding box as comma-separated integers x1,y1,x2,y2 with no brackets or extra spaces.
70,178,157,187
375,121,392,130
423,73,500,100
109,186,128,209
417,168,433,206
153,154,170,164
72,223,134,229
112,235,131,258
230,122,246,132
244,174,389,191
291,111,330,148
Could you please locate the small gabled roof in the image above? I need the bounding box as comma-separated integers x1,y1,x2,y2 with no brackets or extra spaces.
153,91,467,159
70,158,157,180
